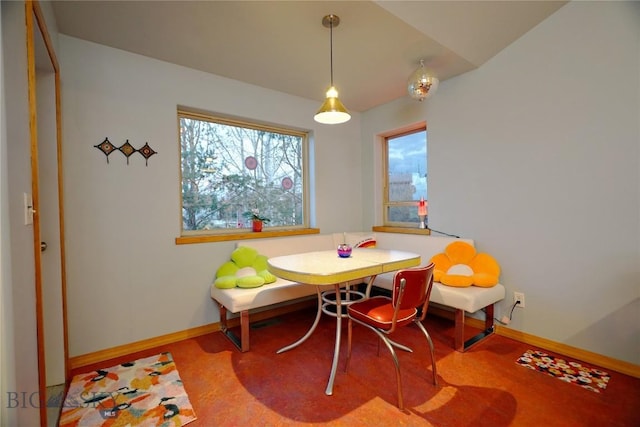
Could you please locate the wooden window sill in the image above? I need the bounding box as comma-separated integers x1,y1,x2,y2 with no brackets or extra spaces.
372,226,431,236
175,228,320,245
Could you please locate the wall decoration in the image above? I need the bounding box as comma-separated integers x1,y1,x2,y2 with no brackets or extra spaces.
138,142,157,166
94,138,158,166
94,137,117,163
118,140,136,164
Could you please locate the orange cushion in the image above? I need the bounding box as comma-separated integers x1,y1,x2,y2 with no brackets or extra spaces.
445,241,476,264
430,242,501,288
430,253,452,282
470,253,500,286
441,274,474,287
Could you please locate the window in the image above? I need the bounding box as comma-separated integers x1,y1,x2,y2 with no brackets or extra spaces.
382,125,427,228
179,109,309,235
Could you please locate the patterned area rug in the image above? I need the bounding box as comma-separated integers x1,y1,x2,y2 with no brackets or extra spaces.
516,349,610,393
59,352,197,426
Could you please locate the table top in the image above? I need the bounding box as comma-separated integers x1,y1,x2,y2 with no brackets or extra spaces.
267,248,420,285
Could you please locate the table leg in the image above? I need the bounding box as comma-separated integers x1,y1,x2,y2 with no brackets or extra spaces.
276,286,323,354
325,283,342,396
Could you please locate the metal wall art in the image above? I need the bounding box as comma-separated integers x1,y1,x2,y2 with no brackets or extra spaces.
94,137,157,165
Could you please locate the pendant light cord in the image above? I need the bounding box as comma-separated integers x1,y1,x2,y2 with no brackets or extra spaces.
329,17,334,87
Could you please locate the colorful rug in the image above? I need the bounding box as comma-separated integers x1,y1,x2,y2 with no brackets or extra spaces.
516,349,610,393
59,352,197,426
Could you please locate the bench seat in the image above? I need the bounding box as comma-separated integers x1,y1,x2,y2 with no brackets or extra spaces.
210,232,506,352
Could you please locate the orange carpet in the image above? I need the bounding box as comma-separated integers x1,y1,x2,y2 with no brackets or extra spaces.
70,308,640,426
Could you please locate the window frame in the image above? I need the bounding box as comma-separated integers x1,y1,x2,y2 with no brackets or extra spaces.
176,108,312,242
381,123,427,229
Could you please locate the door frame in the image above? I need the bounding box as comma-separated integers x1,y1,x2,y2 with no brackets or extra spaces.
25,1,68,425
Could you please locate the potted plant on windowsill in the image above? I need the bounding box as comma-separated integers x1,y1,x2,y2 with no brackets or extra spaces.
243,209,270,232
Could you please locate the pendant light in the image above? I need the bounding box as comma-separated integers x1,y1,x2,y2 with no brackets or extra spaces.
407,59,439,101
314,14,351,125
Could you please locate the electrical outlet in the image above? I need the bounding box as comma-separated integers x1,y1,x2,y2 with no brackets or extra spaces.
514,292,525,308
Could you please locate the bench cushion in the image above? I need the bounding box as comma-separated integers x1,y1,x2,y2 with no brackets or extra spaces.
432,282,505,313
211,277,335,313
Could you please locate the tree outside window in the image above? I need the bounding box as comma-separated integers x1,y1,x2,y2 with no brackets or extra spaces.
179,110,308,234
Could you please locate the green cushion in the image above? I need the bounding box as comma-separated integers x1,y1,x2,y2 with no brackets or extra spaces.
231,246,258,268
216,261,239,278
258,269,277,284
252,255,269,272
214,275,238,289
237,275,265,288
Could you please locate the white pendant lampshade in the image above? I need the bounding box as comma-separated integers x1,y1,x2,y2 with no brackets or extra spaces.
408,59,439,101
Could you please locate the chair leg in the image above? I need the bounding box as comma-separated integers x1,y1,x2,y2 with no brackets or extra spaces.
387,337,413,353
415,320,438,386
376,332,404,410
351,319,405,410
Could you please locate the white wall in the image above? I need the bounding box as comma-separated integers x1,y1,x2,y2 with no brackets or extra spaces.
58,36,363,357
363,1,639,364
1,1,41,425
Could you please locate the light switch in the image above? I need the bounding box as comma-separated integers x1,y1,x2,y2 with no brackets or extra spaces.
24,193,33,225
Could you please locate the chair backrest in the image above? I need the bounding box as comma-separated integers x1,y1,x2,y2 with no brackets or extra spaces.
392,263,435,318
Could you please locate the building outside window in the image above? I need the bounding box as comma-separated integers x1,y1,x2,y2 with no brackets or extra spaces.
178,109,309,235
383,125,427,228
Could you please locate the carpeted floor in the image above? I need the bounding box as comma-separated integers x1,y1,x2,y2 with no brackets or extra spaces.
70,308,640,426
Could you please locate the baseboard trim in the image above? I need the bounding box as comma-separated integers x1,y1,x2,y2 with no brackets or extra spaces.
495,325,640,378
68,300,315,370
70,302,639,379
69,324,220,370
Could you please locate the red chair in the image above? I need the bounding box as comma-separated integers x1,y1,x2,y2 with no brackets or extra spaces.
345,263,437,410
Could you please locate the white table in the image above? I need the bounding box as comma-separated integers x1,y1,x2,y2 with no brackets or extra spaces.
267,248,420,395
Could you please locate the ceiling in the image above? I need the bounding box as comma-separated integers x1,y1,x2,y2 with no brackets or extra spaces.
51,1,567,113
